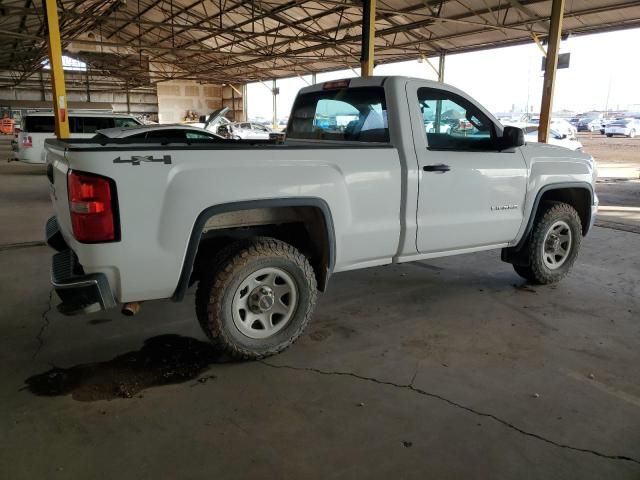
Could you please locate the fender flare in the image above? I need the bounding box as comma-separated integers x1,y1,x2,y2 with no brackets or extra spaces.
172,197,336,301
514,181,594,251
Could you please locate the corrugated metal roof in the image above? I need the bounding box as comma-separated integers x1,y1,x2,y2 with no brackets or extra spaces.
0,0,639,86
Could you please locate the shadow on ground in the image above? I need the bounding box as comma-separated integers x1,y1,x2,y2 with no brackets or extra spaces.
24,334,227,402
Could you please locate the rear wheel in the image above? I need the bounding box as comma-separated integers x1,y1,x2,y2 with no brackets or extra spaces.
195,237,317,359
513,202,582,284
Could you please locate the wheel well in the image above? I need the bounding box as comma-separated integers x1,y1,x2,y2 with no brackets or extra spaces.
538,187,591,235
502,185,592,266
190,206,333,292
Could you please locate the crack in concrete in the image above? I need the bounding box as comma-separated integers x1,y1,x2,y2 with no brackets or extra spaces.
0,240,47,252
259,361,640,466
32,289,53,359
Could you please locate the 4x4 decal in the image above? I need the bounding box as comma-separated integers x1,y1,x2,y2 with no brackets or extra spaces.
113,155,172,166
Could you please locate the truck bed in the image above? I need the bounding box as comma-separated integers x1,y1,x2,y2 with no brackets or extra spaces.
45,136,403,303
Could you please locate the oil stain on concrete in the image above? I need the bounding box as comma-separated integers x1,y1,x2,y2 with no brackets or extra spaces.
24,334,225,402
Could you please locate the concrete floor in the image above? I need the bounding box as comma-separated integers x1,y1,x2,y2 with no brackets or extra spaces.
1,142,640,479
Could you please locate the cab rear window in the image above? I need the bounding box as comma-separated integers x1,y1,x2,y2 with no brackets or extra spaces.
288,87,389,143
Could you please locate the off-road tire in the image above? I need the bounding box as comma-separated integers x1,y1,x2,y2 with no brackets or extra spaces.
195,237,317,360
513,202,582,285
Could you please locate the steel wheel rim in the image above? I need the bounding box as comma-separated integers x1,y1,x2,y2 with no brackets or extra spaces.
542,220,572,270
232,267,298,339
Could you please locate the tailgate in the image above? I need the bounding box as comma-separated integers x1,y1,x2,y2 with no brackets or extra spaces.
45,141,74,244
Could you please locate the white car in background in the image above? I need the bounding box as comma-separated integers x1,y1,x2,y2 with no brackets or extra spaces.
522,126,582,151
528,118,577,139
230,122,274,140
605,118,640,138
11,111,142,164
552,118,578,138
424,121,452,134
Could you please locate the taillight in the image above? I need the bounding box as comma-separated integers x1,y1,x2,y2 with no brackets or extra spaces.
21,135,32,148
67,170,118,242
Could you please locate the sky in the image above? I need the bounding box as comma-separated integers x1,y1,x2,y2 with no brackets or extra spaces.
246,28,640,121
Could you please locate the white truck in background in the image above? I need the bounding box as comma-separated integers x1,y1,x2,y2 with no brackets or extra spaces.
44,76,598,359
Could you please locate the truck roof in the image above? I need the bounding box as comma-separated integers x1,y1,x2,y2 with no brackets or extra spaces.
297,75,464,97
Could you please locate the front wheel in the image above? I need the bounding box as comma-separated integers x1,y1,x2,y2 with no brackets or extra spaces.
196,237,317,360
606,133,613,137
513,203,582,284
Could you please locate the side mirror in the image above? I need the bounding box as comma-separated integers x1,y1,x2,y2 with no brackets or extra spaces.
500,125,525,149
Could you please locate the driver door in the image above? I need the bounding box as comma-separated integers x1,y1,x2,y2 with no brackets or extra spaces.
409,83,528,254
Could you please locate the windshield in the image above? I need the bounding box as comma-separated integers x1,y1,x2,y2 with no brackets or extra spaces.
288,87,389,142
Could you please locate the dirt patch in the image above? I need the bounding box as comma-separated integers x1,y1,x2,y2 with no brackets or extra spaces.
579,134,640,166
24,335,227,402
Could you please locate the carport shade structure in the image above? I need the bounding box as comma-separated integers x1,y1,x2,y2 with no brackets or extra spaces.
3,0,640,138
3,0,640,86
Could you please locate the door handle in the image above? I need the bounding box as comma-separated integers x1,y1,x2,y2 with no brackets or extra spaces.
423,163,450,173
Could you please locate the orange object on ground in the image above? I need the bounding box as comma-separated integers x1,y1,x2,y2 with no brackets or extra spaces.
0,117,14,135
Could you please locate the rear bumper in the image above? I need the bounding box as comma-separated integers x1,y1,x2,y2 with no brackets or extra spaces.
47,216,116,315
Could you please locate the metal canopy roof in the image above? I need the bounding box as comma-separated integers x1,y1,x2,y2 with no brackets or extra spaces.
1,0,639,87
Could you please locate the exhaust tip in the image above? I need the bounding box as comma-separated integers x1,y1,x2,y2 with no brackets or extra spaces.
122,302,141,316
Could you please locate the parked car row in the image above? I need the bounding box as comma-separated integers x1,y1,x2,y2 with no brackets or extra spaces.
568,115,640,137
604,118,640,138
10,111,143,164
9,108,283,165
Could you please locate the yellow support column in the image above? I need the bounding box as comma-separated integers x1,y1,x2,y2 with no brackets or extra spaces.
360,0,376,77
44,0,70,139
538,0,565,143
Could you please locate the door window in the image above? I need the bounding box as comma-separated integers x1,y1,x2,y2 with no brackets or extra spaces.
418,88,497,151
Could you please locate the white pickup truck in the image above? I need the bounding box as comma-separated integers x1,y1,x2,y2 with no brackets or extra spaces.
45,76,598,359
